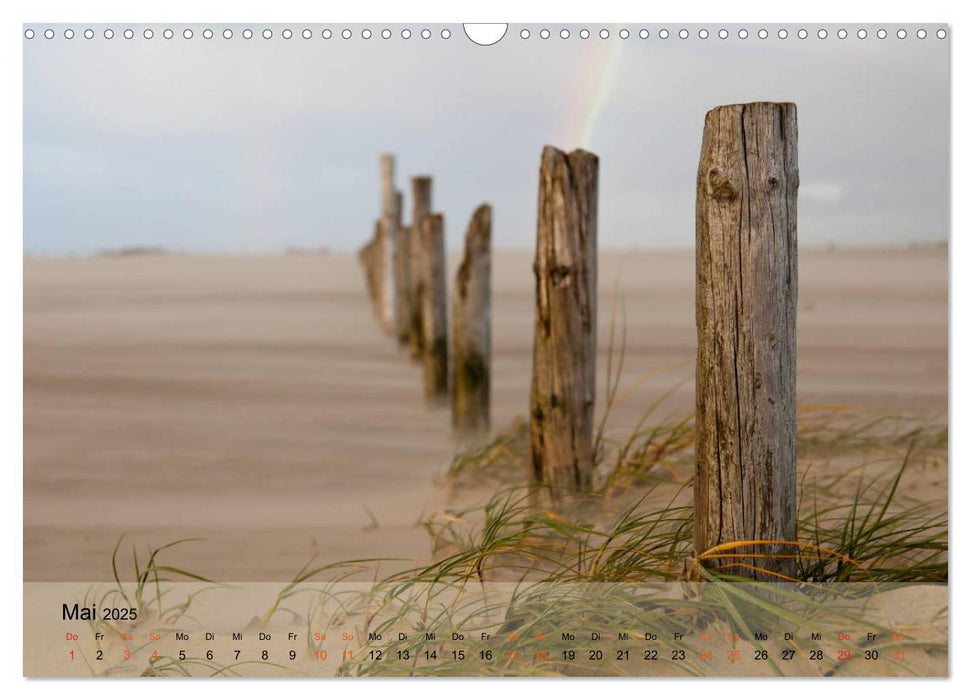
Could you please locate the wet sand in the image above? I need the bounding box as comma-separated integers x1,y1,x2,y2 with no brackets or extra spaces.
23,247,947,581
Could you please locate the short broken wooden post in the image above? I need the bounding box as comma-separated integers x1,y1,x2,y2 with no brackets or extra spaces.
528,146,599,502
409,177,433,360
694,102,799,581
392,191,411,345
375,220,395,334
419,212,448,401
358,226,380,319
452,204,492,436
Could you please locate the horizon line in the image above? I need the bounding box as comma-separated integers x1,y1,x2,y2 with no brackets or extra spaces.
23,240,949,259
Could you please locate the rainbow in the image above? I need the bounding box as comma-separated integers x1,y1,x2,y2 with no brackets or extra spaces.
572,36,627,149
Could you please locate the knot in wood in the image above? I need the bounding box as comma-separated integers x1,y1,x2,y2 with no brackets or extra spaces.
706,168,738,203
550,264,574,286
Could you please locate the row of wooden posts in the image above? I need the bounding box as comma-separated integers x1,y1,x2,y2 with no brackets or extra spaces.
358,157,492,436
359,101,799,579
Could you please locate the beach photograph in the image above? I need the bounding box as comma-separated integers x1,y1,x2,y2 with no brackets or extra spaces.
22,23,948,676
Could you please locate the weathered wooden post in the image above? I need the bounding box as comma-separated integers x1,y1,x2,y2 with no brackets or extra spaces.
379,154,395,216
452,204,492,436
376,155,396,335
358,225,380,317
392,191,411,345
419,213,448,401
528,146,599,501
409,177,433,360
357,242,368,300
694,102,798,580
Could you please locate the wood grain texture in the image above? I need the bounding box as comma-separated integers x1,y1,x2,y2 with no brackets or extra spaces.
694,102,799,580
420,213,448,401
409,177,433,361
529,146,599,502
452,204,492,437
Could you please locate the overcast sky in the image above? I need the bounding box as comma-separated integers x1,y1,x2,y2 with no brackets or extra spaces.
23,24,950,254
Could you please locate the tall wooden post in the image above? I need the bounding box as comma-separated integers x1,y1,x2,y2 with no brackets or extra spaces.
392,191,410,344
409,177,433,360
379,154,395,218
376,155,396,334
420,213,448,401
694,102,799,580
529,146,599,501
452,204,492,436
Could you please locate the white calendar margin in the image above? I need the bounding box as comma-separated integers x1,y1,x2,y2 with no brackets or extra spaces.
2,0,963,697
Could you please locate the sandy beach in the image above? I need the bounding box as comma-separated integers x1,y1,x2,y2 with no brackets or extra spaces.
23,247,947,581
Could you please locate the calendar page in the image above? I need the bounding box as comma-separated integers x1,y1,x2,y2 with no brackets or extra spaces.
21,19,949,679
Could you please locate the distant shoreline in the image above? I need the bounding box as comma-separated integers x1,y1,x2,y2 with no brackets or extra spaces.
23,241,949,260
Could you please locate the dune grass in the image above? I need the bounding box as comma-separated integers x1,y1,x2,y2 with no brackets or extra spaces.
441,300,946,587
440,413,946,584
322,410,946,676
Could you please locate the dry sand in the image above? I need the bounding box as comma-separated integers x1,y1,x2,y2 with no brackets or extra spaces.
23,247,947,581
